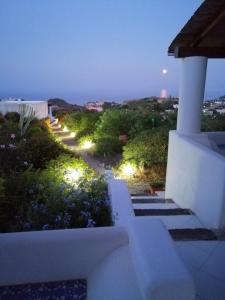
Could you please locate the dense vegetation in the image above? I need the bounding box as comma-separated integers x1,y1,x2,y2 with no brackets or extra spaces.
61,100,225,187
0,112,111,233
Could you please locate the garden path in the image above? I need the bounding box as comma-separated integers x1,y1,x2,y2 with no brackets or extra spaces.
51,123,152,192
51,124,106,175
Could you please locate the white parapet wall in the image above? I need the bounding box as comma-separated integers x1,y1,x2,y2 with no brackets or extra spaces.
166,130,225,229
108,179,134,227
0,101,48,119
0,179,196,300
0,226,128,286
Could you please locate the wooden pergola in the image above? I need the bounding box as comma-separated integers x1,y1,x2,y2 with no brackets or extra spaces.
168,0,225,58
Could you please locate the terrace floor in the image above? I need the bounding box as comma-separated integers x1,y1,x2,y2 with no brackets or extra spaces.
132,191,225,300
176,241,225,300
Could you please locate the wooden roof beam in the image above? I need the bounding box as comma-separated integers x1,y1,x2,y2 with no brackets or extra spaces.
190,9,225,47
174,46,225,58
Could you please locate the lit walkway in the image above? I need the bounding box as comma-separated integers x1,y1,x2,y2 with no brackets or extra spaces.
51,123,105,175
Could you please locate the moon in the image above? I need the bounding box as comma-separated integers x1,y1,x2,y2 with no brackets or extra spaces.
162,68,168,75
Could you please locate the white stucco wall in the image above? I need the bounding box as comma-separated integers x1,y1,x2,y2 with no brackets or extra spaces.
0,179,195,300
108,179,134,227
0,101,48,119
166,131,225,229
0,227,128,286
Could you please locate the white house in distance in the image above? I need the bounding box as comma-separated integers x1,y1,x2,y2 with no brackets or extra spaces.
85,101,105,112
0,99,49,119
166,0,225,230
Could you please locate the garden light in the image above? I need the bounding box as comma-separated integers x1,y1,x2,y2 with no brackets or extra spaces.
122,163,136,177
63,126,69,132
82,140,94,150
64,168,81,183
58,124,61,128
70,132,76,138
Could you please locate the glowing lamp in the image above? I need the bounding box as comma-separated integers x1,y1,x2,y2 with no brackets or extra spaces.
82,140,94,150
65,168,81,183
63,126,69,132
122,163,135,177
70,132,76,138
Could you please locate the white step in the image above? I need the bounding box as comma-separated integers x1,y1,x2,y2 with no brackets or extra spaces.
133,203,178,210
131,195,163,200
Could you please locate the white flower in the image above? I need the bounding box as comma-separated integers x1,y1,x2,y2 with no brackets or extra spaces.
8,144,16,148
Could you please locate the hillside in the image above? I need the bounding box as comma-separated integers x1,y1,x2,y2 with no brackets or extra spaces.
48,98,83,111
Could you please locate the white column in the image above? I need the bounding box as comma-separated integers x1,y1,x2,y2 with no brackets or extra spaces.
177,56,208,134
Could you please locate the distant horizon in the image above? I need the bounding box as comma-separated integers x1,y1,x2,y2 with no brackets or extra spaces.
1,92,224,106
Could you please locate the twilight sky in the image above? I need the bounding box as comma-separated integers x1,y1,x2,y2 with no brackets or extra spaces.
0,0,224,104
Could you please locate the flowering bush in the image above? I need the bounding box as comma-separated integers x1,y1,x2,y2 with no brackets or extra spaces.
0,155,111,233
0,118,67,174
0,122,28,175
0,116,112,232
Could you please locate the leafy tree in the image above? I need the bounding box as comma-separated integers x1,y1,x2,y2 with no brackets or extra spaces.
94,109,137,138
64,111,100,138
202,115,225,132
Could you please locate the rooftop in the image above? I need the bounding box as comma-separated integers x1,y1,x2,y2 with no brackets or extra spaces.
168,0,225,58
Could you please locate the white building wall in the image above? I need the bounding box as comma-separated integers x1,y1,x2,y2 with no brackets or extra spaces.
166,131,225,229
0,101,48,119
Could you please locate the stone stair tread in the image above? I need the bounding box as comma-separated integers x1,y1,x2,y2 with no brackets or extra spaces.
54,131,70,136
51,128,63,132
132,198,174,204
169,228,217,241
62,138,76,146
134,208,192,216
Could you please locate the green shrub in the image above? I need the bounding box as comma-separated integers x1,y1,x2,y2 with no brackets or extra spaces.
0,157,111,233
64,111,100,138
202,115,225,131
0,122,27,175
23,133,65,169
122,127,169,168
0,113,6,124
5,112,20,122
0,118,68,174
94,109,137,139
94,136,122,156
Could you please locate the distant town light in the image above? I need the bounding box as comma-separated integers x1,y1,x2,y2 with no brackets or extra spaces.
160,89,168,98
